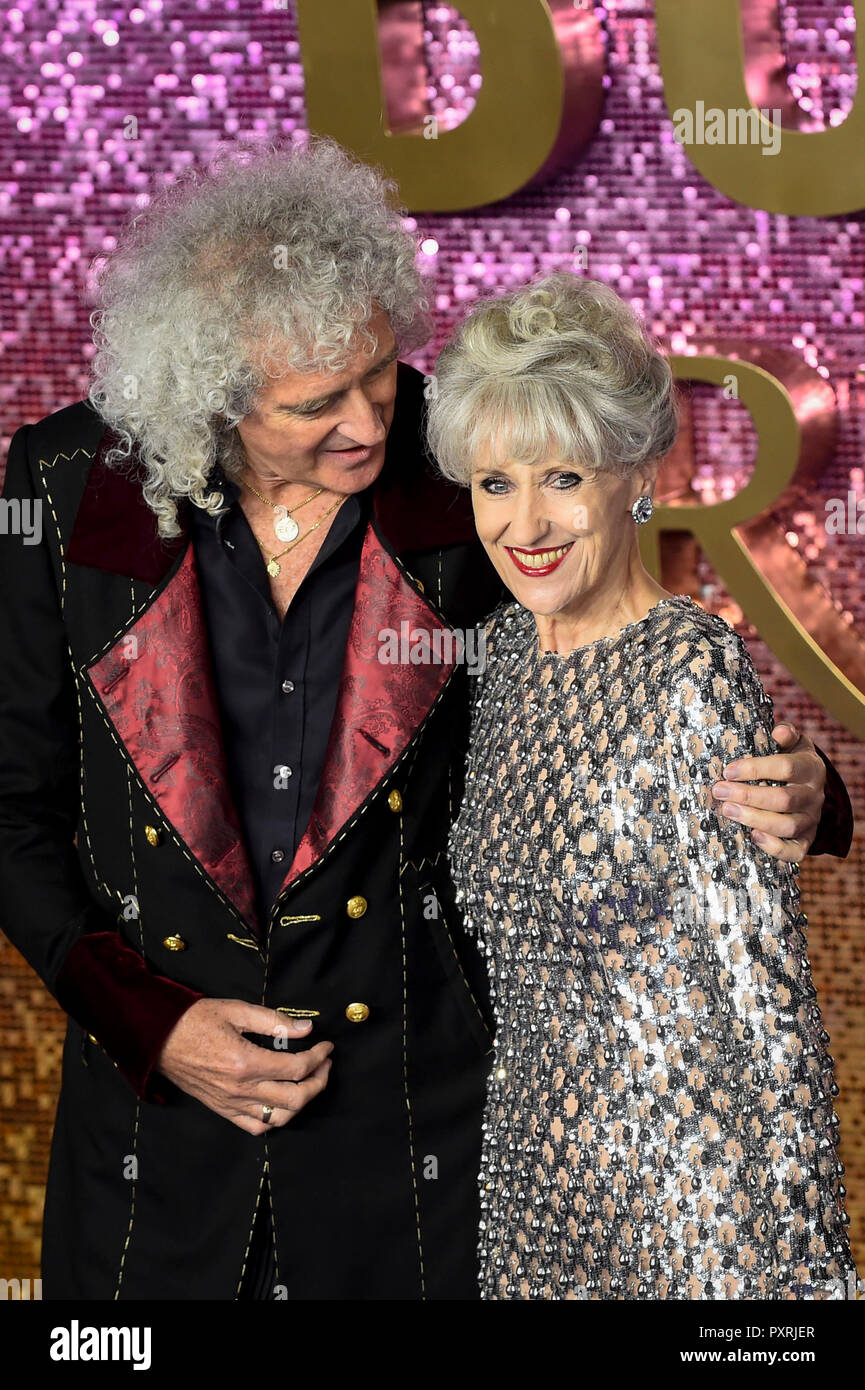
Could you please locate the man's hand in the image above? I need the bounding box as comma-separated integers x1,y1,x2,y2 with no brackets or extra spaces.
710,721,826,864
156,998,333,1135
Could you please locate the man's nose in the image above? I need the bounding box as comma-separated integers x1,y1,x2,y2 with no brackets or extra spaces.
332,389,388,447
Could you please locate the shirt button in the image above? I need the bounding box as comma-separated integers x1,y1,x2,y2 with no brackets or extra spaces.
271,849,286,864
281,680,295,694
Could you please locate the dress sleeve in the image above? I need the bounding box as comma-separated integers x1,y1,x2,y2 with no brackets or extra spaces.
648,622,856,1299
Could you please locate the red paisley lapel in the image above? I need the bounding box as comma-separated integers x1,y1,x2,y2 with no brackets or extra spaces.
84,542,261,934
282,520,457,889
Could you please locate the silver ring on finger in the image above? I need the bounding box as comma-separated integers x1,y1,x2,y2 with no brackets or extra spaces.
261,1104,274,1124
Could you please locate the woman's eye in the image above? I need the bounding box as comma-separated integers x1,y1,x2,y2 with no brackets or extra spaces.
476,472,583,494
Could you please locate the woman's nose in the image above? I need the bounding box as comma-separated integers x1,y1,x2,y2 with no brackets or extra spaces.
504,493,550,545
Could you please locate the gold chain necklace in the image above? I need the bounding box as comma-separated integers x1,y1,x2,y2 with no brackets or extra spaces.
240,473,324,543
255,494,346,577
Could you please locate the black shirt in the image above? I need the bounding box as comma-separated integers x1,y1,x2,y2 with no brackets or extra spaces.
189,468,372,926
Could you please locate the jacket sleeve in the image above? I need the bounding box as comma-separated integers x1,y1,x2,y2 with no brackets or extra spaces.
0,423,204,1103
653,627,855,1297
807,745,853,858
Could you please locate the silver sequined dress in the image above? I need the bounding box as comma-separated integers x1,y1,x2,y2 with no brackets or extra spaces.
448,594,857,1300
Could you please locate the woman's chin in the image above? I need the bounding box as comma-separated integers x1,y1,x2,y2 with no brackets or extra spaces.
499,574,578,615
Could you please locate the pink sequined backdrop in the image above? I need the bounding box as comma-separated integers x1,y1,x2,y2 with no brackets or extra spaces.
0,1,862,1282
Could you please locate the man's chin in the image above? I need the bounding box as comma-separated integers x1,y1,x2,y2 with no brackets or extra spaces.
315,446,385,491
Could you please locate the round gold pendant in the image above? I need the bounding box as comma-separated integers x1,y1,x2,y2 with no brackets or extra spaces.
266,559,281,578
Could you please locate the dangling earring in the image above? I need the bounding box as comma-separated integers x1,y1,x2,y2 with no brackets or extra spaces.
631,495,654,525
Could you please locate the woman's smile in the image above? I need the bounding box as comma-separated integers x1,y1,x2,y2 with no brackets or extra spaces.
504,541,574,576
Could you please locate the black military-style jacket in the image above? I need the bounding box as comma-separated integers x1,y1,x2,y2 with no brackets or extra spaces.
0,363,507,1299
0,361,852,1300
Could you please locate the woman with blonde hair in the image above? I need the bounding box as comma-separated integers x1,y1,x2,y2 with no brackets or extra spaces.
427,272,857,1300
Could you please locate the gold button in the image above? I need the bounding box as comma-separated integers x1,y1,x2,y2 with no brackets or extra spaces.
162,935,187,952
346,895,367,919
87,1033,98,1044
345,1002,370,1023
144,825,161,847
415,578,424,593
387,789,403,813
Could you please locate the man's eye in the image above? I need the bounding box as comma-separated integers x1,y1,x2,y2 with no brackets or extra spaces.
293,365,392,418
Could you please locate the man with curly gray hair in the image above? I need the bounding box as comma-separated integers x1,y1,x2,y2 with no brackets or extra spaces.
0,137,852,1301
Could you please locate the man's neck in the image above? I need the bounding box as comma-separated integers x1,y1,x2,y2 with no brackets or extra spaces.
236,485,363,622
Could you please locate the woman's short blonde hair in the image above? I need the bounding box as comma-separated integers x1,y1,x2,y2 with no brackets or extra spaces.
425,272,678,487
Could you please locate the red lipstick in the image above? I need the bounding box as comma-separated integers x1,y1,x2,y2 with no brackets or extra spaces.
505,542,574,577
